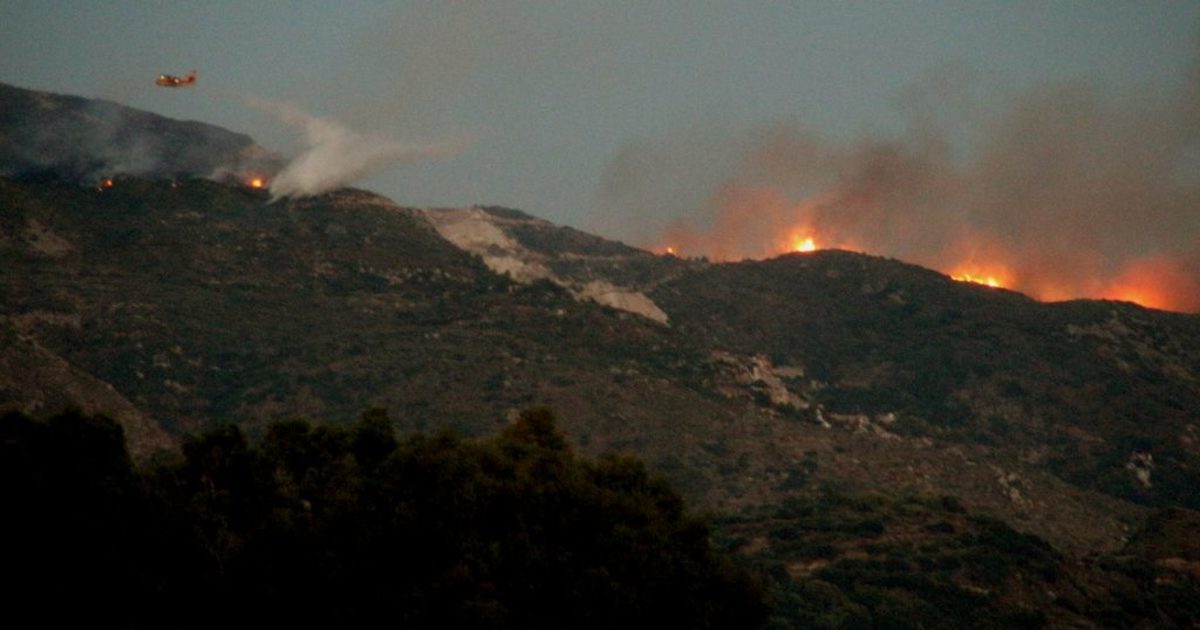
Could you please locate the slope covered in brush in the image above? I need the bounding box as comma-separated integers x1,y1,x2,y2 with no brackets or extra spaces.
0,81,280,183
6,84,1200,571
0,176,725,446
650,250,1200,509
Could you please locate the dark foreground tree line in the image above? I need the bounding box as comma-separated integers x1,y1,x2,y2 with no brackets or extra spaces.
1,408,766,629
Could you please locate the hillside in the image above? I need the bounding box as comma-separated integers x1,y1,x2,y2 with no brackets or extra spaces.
4,172,1168,550
650,251,1200,510
3,83,1199,625
454,205,1200,512
0,81,280,183
0,176,709,442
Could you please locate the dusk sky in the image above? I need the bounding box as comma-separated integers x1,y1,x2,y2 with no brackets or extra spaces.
4,1,1200,309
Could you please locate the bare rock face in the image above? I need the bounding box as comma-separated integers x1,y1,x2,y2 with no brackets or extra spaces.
709,350,810,413
575,280,669,324
1126,452,1155,489
423,206,670,324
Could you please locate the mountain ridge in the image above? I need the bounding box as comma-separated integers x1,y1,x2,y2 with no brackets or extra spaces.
2,171,1180,553
0,81,281,184
3,83,1200,625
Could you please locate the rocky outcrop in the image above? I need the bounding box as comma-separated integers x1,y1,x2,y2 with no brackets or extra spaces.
423,207,670,324
709,351,810,413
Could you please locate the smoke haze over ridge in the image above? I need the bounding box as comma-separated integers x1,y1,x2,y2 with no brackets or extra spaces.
3,3,1199,309
241,97,464,201
600,41,1200,312
0,82,280,184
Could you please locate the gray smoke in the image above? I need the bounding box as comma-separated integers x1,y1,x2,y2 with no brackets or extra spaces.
600,47,1200,312
251,98,462,201
0,81,278,184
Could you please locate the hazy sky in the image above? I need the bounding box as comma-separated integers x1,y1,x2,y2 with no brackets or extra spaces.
2,1,1198,243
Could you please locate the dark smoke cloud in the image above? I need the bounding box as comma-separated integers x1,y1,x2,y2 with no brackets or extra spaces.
600,44,1200,312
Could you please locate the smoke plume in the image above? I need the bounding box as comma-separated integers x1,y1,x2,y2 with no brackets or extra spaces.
601,51,1200,312
249,98,462,201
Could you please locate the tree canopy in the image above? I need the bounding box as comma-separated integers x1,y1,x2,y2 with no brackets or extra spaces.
1,407,765,629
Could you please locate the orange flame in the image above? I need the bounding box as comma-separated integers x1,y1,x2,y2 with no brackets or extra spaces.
247,177,265,189
97,178,114,191
1100,256,1200,312
951,272,1004,288
653,186,1199,312
792,236,817,253
942,233,1014,291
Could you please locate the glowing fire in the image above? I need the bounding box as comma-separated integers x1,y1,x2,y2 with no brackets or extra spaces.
654,191,1198,312
951,272,1003,288
97,178,114,191
1099,256,1200,312
247,177,265,189
792,236,817,253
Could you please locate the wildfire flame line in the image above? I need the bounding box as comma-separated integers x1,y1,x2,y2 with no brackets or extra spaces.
951,273,1003,288
792,237,816,253
651,214,1195,311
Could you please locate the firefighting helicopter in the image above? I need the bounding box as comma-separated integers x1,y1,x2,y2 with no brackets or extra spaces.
155,70,197,88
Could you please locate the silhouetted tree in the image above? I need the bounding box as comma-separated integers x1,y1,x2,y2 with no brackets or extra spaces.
0,407,766,629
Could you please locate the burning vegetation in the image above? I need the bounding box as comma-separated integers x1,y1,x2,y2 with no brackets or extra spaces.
606,42,1200,313
651,196,1199,311
631,130,1199,311
952,274,1003,288
791,236,817,253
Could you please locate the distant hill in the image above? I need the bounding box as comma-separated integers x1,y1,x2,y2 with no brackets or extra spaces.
448,202,1200,514
0,81,281,184
3,83,1199,626
650,250,1200,510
